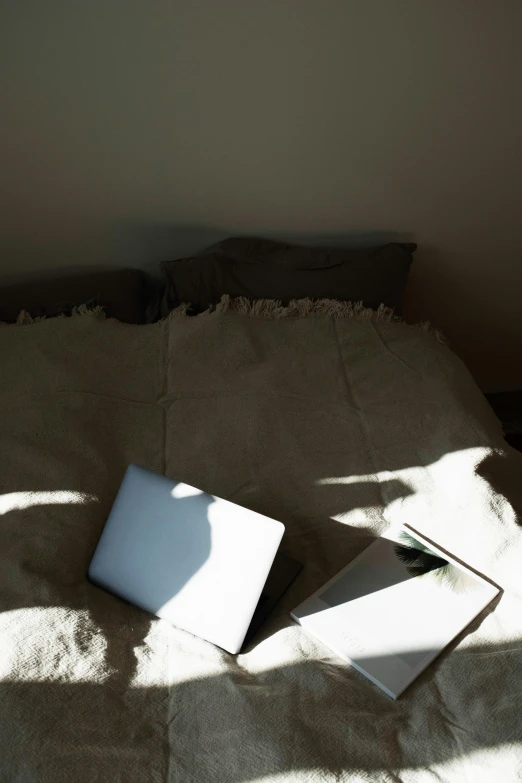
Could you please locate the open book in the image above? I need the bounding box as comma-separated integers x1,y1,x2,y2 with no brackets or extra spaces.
291,525,500,699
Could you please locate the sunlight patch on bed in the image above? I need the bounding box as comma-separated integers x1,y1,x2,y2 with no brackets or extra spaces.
0,608,110,684
316,447,505,527
250,773,322,782
0,490,97,515
317,471,397,486
316,447,493,492
237,628,306,673
423,743,522,782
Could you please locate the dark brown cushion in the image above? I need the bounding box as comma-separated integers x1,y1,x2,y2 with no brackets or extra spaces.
156,238,416,318
0,269,146,324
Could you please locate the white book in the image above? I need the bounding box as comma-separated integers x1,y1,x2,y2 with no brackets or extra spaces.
290,524,500,699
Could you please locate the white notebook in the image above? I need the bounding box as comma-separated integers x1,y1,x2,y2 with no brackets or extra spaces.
291,525,500,699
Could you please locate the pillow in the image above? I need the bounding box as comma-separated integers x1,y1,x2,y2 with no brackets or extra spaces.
156,237,416,318
0,269,147,324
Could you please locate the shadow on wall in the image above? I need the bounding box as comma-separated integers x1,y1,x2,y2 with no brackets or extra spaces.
6,220,515,390
2,221,416,284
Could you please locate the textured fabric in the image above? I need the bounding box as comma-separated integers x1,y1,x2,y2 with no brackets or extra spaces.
156,238,416,318
0,309,521,783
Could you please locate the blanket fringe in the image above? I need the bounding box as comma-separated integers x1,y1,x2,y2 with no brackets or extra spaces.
70,303,106,318
3,297,446,344
1,304,106,327
169,302,193,317
171,295,446,343
14,310,47,325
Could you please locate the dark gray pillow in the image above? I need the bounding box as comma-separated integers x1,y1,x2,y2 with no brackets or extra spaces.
157,237,416,317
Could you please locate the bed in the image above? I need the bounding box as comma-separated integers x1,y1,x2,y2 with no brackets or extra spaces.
1,260,522,782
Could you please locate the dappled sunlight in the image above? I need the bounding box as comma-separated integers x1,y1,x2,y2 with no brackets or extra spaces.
315,446,518,534
249,774,315,783
130,619,231,688
237,626,305,673
0,460,519,779
2,230,521,780
412,743,522,783
312,447,521,637
318,472,398,485
316,446,494,495
0,490,97,515
1,643,521,782
0,607,110,684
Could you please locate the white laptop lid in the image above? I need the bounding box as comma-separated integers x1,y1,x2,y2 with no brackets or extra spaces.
88,465,284,654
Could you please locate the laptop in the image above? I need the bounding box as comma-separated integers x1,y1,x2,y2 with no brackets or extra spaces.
88,464,301,654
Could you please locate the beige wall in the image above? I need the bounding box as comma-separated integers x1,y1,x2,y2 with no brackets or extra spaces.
1,1,521,390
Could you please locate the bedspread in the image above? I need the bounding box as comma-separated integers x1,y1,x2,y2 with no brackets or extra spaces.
1,302,521,783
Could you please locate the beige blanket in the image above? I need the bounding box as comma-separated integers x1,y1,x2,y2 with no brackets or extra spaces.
1,303,521,783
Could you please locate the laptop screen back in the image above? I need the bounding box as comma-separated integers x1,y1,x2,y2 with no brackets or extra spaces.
88,465,284,653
